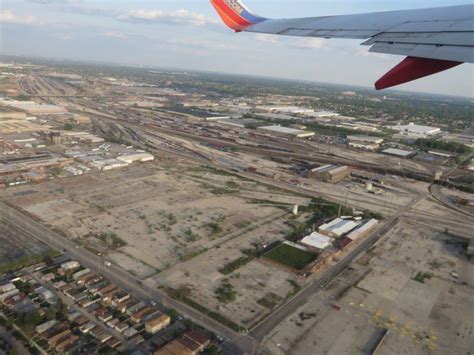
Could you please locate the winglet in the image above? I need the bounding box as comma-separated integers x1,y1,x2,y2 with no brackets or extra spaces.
210,0,267,32
375,56,462,90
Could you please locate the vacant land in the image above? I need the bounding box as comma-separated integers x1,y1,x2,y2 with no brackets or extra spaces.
262,219,474,355
0,221,57,274
264,244,316,270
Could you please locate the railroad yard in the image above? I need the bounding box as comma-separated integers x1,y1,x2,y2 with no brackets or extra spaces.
0,59,472,354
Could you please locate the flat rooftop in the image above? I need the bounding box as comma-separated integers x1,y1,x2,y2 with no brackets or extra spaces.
347,135,384,144
382,148,415,157
258,125,314,137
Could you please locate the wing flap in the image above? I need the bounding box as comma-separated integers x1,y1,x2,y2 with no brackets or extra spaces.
363,32,474,47
369,42,474,63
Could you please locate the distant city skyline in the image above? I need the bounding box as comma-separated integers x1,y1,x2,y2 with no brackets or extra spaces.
1,0,473,98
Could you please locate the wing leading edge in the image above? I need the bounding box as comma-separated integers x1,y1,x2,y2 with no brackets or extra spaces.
210,0,473,90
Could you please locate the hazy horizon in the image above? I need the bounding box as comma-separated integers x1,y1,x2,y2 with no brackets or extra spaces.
1,0,473,98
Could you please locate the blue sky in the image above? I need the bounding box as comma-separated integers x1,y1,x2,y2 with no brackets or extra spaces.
1,0,473,97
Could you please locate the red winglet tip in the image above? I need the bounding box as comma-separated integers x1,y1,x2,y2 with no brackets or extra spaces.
375,57,462,90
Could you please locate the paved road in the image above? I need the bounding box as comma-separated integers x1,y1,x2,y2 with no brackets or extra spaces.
0,203,255,355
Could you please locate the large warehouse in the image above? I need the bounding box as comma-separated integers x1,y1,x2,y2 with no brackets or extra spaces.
300,232,333,252
347,135,384,151
257,125,315,138
309,165,350,183
319,218,360,238
390,123,441,138
382,148,416,158
0,99,68,115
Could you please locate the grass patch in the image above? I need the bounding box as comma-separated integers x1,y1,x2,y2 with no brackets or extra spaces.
96,232,126,249
413,272,433,284
179,248,208,262
184,228,200,242
167,286,243,332
427,259,442,270
215,279,236,304
218,250,257,275
264,244,316,270
257,293,283,310
287,279,302,297
211,187,236,195
0,249,60,274
207,222,222,235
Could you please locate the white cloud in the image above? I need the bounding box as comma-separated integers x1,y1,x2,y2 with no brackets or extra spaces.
253,33,327,50
167,38,238,51
290,37,327,50
0,10,43,26
252,33,278,44
102,31,127,40
118,9,219,28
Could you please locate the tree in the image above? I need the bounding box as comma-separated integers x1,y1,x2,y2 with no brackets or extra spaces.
46,306,56,321
43,255,54,267
168,309,178,321
203,345,220,355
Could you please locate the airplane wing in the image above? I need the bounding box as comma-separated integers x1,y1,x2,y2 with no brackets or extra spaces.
210,0,474,89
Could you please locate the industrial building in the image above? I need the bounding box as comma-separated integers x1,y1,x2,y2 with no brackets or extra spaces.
382,148,416,158
300,232,333,252
390,122,441,138
0,99,67,115
117,153,155,164
0,120,50,134
204,115,231,121
256,106,314,114
90,159,129,171
73,114,91,125
346,219,379,241
0,112,28,120
217,118,259,128
319,218,360,238
303,111,339,119
61,131,105,144
309,165,350,183
257,125,315,138
347,135,384,151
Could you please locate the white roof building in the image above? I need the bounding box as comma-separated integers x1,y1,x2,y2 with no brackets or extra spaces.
257,106,314,114
0,99,67,115
382,148,415,158
61,261,80,271
346,219,379,241
300,232,333,250
347,135,384,144
390,123,441,138
205,116,231,121
303,111,339,118
117,153,154,164
257,125,314,138
91,159,129,171
319,218,360,238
